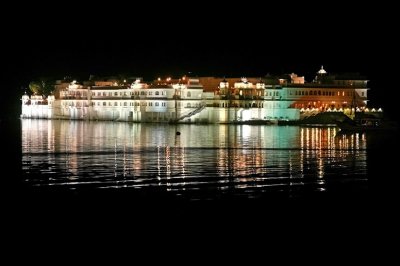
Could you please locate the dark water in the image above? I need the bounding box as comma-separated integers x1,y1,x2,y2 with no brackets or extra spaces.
20,119,370,199
2,118,400,245
2,119,398,211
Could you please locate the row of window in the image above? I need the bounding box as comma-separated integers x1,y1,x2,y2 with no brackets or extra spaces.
218,102,281,108
291,90,354,97
63,101,167,107
148,102,166,107
93,102,168,107
61,92,87,97
90,91,196,97
90,91,168,97
265,91,280,97
63,101,204,108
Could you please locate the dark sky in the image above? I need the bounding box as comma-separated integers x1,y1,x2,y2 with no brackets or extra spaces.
2,3,398,119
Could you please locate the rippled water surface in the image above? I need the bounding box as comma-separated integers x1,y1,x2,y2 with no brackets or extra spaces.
21,119,368,200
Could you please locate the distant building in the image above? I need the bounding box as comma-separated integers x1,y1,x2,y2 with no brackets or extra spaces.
21,67,372,123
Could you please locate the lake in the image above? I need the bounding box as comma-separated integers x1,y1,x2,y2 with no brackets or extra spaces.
20,119,371,201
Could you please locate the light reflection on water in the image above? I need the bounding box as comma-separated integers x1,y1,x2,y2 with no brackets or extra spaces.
21,119,367,199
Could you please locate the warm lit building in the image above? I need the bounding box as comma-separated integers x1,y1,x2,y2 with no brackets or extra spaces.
21,67,372,123
284,66,368,112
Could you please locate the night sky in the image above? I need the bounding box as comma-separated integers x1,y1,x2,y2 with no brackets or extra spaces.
2,3,398,120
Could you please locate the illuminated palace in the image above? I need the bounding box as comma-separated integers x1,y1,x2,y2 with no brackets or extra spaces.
21,66,372,123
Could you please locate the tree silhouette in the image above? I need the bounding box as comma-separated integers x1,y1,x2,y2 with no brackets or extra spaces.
28,78,55,96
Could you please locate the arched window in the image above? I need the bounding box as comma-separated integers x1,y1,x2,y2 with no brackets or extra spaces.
187,91,191,97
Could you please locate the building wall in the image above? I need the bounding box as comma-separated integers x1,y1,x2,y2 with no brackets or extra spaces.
21,104,50,119
21,74,367,123
283,87,368,109
21,99,301,123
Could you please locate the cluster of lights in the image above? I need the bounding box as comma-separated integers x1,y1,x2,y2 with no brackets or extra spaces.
156,76,187,85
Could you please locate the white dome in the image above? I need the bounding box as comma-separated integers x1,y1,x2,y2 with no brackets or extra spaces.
317,65,327,74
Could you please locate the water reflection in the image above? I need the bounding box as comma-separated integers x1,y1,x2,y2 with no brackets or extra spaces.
21,120,368,198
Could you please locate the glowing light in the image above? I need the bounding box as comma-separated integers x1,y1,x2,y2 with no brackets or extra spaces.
318,66,327,74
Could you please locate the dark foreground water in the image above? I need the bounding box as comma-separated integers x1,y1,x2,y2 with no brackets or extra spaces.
20,119,370,199
3,119,399,210
2,118,400,246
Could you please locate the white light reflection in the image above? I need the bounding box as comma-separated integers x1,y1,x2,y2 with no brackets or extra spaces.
21,120,368,196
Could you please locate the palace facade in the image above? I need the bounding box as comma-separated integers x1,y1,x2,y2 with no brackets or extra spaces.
21,67,373,123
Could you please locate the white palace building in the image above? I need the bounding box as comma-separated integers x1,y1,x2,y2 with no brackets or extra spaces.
21,67,373,123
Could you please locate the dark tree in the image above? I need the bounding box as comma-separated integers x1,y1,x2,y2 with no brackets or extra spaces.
28,78,55,96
